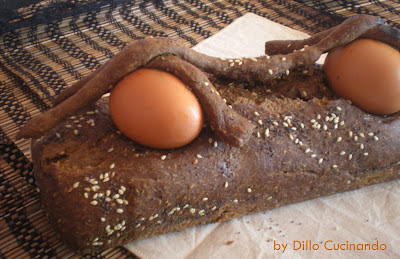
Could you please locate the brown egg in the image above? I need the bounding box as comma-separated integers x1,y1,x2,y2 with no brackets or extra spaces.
109,68,203,149
324,39,400,114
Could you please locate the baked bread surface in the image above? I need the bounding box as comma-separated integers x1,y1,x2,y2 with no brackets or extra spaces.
32,67,400,253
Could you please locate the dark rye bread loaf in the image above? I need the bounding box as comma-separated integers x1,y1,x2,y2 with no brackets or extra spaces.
31,67,400,254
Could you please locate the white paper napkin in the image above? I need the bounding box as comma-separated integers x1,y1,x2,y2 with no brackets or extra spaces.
125,13,400,259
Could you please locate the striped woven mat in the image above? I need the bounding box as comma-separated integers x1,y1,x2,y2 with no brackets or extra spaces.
0,0,398,258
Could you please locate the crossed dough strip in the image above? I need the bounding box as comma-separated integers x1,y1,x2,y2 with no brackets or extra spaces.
16,14,400,146
264,15,400,55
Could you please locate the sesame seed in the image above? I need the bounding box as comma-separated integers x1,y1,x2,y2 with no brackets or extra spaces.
211,206,217,211
311,119,316,123
323,125,328,131
86,111,95,115
98,192,104,198
363,152,369,156
196,154,203,159
273,121,278,126
168,208,176,215
105,198,111,202
118,189,124,195
337,137,342,142
300,48,305,52
108,148,114,153
348,154,353,160
123,200,129,205
265,55,270,59
349,131,353,138
110,163,115,169
73,130,79,135
318,158,323,164
311,154,317,158
70,116,76,119
136,223,141,228
359,133,365,138
116,199,123,204
247,188,252,193
325,116,330,122
233,199,238,203
198,210,205,216
305,148,312,153
208,138,213,143
225,182,229,188
281,57,286,61
56,133,61,138
84,187,91,192
289,134,294,140
73,182,80,188
99,174,104,180
285,70,290,75
106,190,111,196
268,69,273,75
103,177,110,182
360,144,364,150
190,208,196,214
267,196,273,200
257,132,261,138
90,201,98,205
116,208,123,214
93,193,98,199
183,204,189,209
317,114,321,120
254,111,260,116
84,192,89,199
265,128,270,137
120,186,126,192
204,82,209,86
368,132,374,137
214,141,218,148
250,57,258,62
283,122,289,127
340,151,346,155
101,217,106,222
65,124,72,128
340,121,345,126
258,119,263,125
300,123,305,129
336,106,342,111
354,136,358,141
332,165,338,169
374,136,379,141
295,138,299,144
203,197,208,201
161,155,166,160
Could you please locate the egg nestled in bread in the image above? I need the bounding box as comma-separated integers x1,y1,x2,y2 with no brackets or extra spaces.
110,68,203,149
324,39,400,115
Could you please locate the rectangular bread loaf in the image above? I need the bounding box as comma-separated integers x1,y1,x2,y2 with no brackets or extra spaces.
31,68,400,254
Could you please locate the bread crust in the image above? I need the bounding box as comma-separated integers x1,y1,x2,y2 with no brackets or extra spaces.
32,69,400,254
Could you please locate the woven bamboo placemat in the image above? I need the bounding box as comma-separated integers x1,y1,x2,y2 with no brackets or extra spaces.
0,0,398,258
